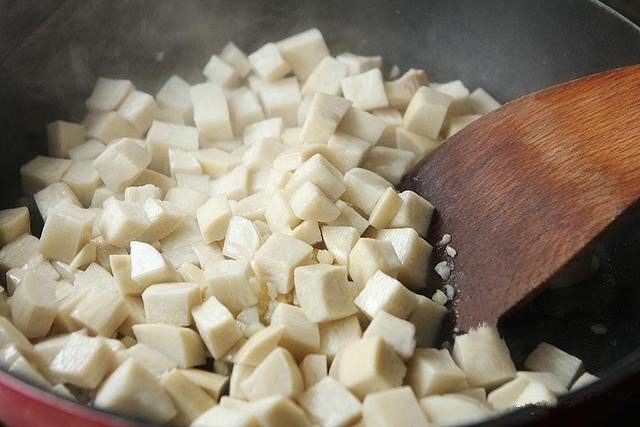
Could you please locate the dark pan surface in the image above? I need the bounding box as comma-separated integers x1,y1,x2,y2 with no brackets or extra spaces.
1,0,640,425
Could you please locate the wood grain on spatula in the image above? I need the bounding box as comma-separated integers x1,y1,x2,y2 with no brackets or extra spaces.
399,64,640,332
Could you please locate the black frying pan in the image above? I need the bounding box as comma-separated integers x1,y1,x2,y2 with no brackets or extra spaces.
1,0,639,425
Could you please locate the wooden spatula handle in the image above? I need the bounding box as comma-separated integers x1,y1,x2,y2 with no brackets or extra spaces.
400,64,640,331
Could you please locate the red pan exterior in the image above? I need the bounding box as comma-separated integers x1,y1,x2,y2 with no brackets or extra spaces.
0,372,137,427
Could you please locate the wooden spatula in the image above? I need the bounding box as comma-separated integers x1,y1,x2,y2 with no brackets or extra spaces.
399,64,640,332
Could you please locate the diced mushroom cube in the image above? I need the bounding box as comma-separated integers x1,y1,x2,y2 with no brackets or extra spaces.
93,138,151,192
0,317,35,359
10,272,57,338
368,188,402,230
419,394,493,425
513,381,557,407
50,332,114,388
294,264,357,323
388,190,434,237
299,376,362,427
256,77,302,126
229,88,266,134
243,117,283,146
193,147,241,179
487,374,530,409
362,386,429,427
349,238,401,288
517,371,567,395
40,202,94,263
407,295,447,348
406,348,467,397
570,371,599,391
285,154,345,202
196,194,231,243
524,342,583,388
20,156,72,195
120,343,178,378
0,207,30,247
249,43,291,81
432,80,471,115
130,241,179,287
337,336,406,399
68,139,106,161
251,395,310,427
192,404,256,427
276,28,329,80
354,270,416,320
363,311,416,361
34,182,81,220
319,225,358,265
329,201,369,236
270,303,320,360
273,144,332,172
192,296,244,358
8,256,59,295
204,260,257,315
0,234,40,272
218,216,259,261
47,120,86,158
385,69,428,112
240,347,304,400
169,149,202,178
362,147,415,186
117,90,157,133
164,187,208,217
242,138,284,172
253,233,313,294
444,114,481,139
133,323,206,368
336,52,382,76
376,228,432,290
211,164,249,201
221,42,252,78
302,56,349,96
338,107,387,145
404,86,452,139
342,168,392,216
452,324,517,389
146,121,199,175
468,88,501,114
142,282,201,326
265,190,299,233
191,83,233,140
108,254,142,296
86,78,134,112
155,75,193,122
287,220,322,246
395,127,441,159
62,160,102,206
289,181,340,223
234,325,284,366
327,132,371,173
203,55,239,87
319,315,362,361
300,92,351,144
71,285,128,336
160,369,216,423
124,184,162,205
86,112,141,143
95,358,177,423
300,354,328,389
371,107,403,147
341,69,389,111
179,368,228,401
